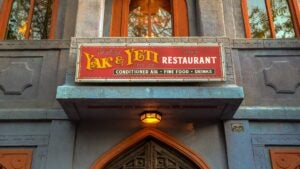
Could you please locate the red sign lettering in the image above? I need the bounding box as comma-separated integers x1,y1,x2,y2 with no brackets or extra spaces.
76,44,225,82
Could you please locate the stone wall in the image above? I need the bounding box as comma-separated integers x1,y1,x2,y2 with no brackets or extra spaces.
0,41,69,119
225,121,300,169
73,120,228,169
0,120,75,169
196,0,225,36
75,0,105,37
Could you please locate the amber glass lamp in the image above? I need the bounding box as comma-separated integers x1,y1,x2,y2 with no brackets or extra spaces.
140,111,162,124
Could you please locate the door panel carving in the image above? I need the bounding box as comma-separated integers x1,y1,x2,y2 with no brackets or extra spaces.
0,149,32,169
91,128,210,169
104,138,199,169
270,149,300,169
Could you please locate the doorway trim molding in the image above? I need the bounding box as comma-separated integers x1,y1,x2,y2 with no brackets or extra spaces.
90,127,211,169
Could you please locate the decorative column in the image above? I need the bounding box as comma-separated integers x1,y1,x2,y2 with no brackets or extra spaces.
196,0,226,36
75,0,105,37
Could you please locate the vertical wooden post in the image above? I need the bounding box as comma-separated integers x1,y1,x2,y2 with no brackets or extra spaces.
49,0,59,39
0,0,13,39
241,0,252,38
172,0,189,36
265,0,276,38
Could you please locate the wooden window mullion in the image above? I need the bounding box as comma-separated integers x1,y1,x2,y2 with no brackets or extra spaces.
48,0,58,39
288,0,300,37
25,0,35,39
0,0,13,39
172,0,189,36
148,0,151,37
265,0,276,38
110,0,123,36
121,0,130,36
241,0,252,38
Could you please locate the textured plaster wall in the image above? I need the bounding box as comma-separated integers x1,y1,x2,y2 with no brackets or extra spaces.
75,0,104,37
225,121,300,169
231,0,246,38
73,120,228,169
103,0,112,37
0,41,69,111
164,120,228,169
0,121,75,169
236,49,300,107
60,0,78,39
196,0,225,36
222,0,237,38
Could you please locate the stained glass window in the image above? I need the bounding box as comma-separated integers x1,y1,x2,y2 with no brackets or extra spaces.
247,0,271,38
30,0,54,39
6,0,31,40
270,0,295,38
5,0,55,40
128,0,172,37
244,0,297,38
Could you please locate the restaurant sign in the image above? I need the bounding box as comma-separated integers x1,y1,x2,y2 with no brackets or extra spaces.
75,43,225,82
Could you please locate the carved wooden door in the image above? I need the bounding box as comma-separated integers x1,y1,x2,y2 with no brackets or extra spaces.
104,138,200,169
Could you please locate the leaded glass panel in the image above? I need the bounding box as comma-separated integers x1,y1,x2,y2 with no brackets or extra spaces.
6,0,30,40
270,0,296,38
5,0,54,40
128,0,172,37
29,0,53,39
151,8,172,37
128,6,149,37
247,0,272,38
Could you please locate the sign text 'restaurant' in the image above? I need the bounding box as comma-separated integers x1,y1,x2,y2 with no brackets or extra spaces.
76,44,224,82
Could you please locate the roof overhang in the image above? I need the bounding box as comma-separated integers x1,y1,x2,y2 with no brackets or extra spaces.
56,85,244,121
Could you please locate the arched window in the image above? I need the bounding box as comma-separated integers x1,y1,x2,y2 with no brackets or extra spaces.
0,0,58,40
110,0,189,37
128,0,172,37
90,128,210,169
241,0,300,38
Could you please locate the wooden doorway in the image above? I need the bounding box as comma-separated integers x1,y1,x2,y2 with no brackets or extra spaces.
90,128,210,169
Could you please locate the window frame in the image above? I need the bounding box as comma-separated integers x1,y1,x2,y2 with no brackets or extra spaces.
0,0,59,40
241,0,300,38
110,0,189,37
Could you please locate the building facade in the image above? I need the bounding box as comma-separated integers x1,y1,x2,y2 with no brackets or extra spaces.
0,0,300,169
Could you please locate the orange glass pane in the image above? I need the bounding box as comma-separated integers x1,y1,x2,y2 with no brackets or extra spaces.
128,0,172,37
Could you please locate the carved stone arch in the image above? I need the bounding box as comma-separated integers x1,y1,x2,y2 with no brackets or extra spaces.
90,127,211,169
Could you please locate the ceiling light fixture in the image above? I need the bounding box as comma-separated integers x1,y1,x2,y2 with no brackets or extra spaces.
140,111,162,124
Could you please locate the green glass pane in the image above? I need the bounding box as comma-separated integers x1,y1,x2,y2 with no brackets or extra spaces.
151,8,172,37
247,0,272,38
271,0,295,38
6,0,30,40
29,0,53,39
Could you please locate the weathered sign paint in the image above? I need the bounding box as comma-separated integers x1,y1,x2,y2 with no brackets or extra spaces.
76,44,225,82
